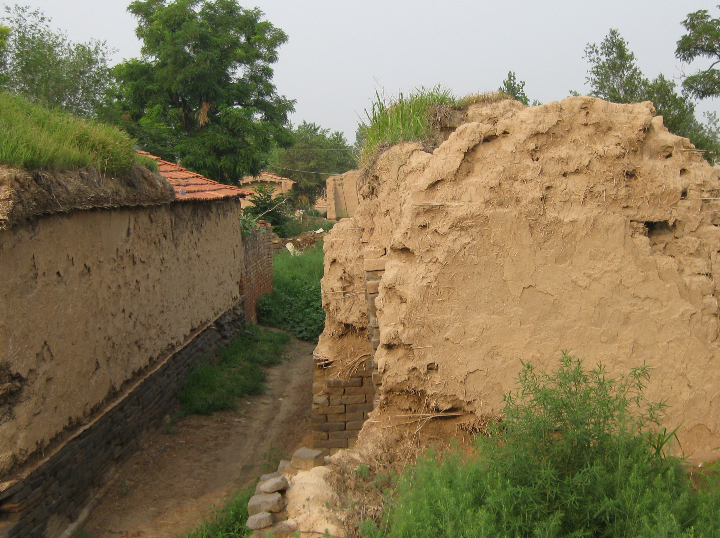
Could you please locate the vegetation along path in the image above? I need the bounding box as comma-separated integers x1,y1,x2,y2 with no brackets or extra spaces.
81,330,314,538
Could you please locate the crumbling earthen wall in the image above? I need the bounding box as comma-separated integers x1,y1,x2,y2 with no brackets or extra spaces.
326,171,361,220
0,200,245,477
318,96,720,460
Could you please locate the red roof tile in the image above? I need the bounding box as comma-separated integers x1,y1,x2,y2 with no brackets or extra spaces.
137,151,252,202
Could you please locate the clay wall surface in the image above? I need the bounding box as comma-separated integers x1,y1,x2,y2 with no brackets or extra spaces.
0,200,245,477
0,304,246,538
326,171,361,220
318,97,720,460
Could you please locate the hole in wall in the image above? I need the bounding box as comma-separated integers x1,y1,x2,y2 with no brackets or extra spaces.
680,168,688,177
681,189,688,199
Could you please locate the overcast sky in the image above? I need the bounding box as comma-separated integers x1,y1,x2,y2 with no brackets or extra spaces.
4,0,717,142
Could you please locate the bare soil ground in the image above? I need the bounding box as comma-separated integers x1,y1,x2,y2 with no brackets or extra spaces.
81,332,314,538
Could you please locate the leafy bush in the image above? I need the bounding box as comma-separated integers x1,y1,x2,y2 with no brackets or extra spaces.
257,243,325,342
0,91,150,173
363,354,720,538
179,325,290,416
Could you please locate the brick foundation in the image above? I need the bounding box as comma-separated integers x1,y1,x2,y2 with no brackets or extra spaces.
0,304,246,538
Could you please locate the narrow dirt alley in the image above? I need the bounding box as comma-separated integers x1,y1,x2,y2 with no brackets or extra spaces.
81,331,314,538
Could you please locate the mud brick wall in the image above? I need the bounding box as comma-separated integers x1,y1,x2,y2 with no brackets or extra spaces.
242,221,274,322
311,358,376,450
0,304,245,538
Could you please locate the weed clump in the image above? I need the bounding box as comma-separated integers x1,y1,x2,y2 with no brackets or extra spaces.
362,353,720,538
179,326,290,416
0,91,149,173
257,242,325,342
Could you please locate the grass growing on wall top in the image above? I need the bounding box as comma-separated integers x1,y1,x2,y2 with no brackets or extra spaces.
358,86,510,170
257,242,325,342
179,325,290,416
0,91,154,173
361,354,720,538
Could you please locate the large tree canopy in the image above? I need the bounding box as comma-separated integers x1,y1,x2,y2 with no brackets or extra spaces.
267,121,356,205
676,6,720,100
0,5,113,117
585,29,719,160
112,0,294,184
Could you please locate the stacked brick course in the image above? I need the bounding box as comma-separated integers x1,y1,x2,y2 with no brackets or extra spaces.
241,221,274,322
0,305,246,538
311,359,375,449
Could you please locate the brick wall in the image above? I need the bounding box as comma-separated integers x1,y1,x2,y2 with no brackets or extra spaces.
311,359,376,450
242,221,274,323
0,304,246,538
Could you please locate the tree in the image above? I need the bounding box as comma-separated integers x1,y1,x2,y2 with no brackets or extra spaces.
0,5,113,117
676,6,720,99
267,121,356,205
499,71,530,105
112,0,295,185
585,29,719,160
584,29,646,104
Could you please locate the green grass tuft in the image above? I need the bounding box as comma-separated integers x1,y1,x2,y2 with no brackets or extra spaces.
359,85,459,169
362,354,720,538
257,242,325,342
0,91,149,173
179,326,290,416
176,485,255,538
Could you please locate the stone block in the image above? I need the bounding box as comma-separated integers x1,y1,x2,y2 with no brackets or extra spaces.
248,493,284,516
247,512,274,530
347,403,375,413
366,280,380,294
329,430,359,440
344,384,376,395
312,395,329,406
315,439,348,449
326,378,362,388
316,422,345,432
313,431,329,440
324,405,346,414
291,447,326,470
311,414,327,424
326,413,349,423
259,476,289,494
277,460,291,473
364,258,387,272
346,421,365,431
343,412,365,422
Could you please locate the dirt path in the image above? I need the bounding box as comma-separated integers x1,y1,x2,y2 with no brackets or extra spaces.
81,332,315,538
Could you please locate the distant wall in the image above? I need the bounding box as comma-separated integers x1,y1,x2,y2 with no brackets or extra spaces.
242,221,273,322
0,200,247,478
326,171,361,220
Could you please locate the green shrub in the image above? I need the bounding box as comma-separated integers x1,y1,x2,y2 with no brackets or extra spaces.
0,91,148,173
179,326,290,416
257,243,325,341
363,353,720,538
177,485,254,538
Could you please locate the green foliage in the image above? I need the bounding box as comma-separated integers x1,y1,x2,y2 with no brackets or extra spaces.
499,71,530,105
177,485,254,538
359,85,459,169
676,6,720,100
268,121,356,205
261,444,288,473
0,5,113,117
179,325,290,416
585,29,720,161
364,354,720,538
244,183,290,230
257,243,325,342
111,0,295,185
0,91,144,172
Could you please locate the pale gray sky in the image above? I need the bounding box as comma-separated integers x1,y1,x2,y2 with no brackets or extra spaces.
4,0,717,141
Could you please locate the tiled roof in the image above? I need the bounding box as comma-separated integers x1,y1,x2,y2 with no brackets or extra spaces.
240,171,295,185
137,151,252,201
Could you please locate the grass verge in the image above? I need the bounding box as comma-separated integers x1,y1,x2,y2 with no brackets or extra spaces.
360,354,720,538
176,485,255,538
257,242,325,342
0,91,152,173
179,325,290,416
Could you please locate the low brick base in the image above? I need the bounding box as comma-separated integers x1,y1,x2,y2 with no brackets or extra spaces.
0,303,247,538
